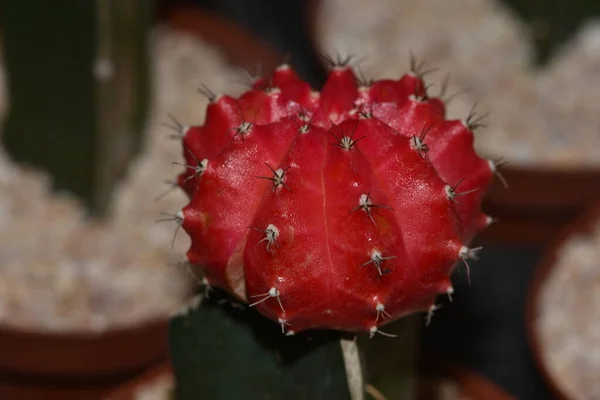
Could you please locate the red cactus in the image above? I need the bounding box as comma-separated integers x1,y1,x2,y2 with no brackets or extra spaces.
173,62,499,336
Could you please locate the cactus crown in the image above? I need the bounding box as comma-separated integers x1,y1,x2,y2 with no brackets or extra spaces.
168,60,497,335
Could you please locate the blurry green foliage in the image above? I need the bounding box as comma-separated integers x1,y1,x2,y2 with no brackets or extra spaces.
0,0,155,216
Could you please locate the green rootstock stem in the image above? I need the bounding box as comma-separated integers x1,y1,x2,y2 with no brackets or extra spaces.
0,0,154,217
169,288,419,400
360,316,420,400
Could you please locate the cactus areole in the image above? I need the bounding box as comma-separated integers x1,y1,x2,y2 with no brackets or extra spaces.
174,62,498,336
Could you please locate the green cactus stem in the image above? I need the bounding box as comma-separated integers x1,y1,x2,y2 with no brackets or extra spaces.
169,287,419,400
0,0,155,216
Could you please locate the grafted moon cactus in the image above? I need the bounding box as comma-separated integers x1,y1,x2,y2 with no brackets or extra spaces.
173,61,499,337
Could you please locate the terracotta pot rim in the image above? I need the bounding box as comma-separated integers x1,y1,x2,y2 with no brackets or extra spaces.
486,162,600,175
419,357,515,400
161,4,286,73
0,317,169,341
104,362,173,400
0,316,169,377
525,201,600,400
481,161,600,247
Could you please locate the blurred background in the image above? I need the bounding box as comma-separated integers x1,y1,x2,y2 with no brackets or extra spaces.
1,0,600,399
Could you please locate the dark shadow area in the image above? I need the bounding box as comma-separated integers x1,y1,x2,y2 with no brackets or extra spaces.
420,244,555,399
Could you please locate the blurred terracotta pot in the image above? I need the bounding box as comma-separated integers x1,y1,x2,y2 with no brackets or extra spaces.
525,201,600,400
103,363,172,400
418,359,515,400
157,1,286,76
442,369,514,400
479,166,600,246
0,319,169,400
